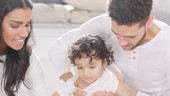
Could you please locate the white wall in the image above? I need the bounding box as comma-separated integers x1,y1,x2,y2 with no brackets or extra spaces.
151,0,170,25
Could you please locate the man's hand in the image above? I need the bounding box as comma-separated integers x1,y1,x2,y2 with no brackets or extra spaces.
115,73,137,96
91,73,137,96
73,89,86,96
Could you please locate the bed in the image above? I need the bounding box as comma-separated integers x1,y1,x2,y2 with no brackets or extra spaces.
31,0,170,95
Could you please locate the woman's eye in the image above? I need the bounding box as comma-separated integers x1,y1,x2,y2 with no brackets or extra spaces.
26,23,30,27
11,25,19,28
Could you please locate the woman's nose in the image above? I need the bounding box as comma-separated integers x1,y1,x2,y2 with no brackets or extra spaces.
20,27,30,37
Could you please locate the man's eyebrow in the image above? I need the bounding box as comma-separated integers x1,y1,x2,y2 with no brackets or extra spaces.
111,28,137,38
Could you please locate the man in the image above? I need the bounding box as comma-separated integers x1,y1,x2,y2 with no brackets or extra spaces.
48,0,170,95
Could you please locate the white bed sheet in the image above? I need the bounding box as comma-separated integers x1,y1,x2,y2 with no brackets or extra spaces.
32,23,80,95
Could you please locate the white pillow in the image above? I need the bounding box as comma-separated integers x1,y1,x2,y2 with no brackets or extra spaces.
69,9,105,23
32,0,66,4
64,0,107,11
32,3,69,23
69,10,89,23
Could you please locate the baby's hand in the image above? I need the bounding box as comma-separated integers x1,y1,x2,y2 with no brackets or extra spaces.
73,89,86,96
92,91,116,96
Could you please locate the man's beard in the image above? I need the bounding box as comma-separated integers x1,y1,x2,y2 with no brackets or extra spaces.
125,30,146,50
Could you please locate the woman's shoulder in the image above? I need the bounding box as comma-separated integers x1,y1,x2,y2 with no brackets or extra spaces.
26,50,42,76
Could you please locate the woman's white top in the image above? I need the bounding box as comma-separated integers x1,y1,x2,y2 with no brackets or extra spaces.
0,51,47,96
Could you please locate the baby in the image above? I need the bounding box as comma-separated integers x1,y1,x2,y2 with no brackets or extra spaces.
65,34,120,96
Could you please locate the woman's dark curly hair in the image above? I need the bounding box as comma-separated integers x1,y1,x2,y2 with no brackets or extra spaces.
68,34,114,66
108,0,152,26
0,0,33,96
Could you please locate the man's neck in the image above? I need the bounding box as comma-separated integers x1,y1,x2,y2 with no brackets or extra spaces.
139,23,160,45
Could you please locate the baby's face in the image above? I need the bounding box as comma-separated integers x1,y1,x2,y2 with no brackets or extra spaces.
75,56,107,85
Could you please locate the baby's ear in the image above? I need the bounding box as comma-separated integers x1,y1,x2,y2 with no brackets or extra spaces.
103,59,108,68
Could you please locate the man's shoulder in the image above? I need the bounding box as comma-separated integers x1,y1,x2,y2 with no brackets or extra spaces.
94,13,110,19
154,19,170,29
93,13,110,21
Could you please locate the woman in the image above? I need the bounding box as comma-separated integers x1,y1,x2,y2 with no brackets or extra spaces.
0,0,47,96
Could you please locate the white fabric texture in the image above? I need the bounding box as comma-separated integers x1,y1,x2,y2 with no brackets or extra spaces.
64,0,107,11
58,69,118,96
0,51,47,96
48,14,170,96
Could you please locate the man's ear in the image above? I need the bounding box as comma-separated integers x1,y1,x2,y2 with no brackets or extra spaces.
146,16,154,28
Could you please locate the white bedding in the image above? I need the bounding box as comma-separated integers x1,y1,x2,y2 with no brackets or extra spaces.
33,22,80,29
33,22,80,59
32,22,80,95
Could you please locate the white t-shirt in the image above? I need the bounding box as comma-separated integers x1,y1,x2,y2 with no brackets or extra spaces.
58,69,118,96
0,51,47,96
48,14,170,96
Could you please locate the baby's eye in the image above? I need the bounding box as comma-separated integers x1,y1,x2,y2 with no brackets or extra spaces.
77,67,83,69
90,66,95,69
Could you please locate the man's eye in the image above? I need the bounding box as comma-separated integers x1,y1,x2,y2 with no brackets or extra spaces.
124,35,136,38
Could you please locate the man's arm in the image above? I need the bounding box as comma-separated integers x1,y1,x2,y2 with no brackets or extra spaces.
48,14,111,81
92,73,137,96
115,73,137,96
92,71,170,96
